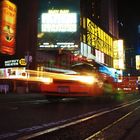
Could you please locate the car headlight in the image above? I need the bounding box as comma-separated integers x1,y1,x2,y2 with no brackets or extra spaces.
77,76,96,84
39,77,53,84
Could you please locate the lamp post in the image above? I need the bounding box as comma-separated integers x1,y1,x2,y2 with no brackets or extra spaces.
128,73,130,86
25,52,32,93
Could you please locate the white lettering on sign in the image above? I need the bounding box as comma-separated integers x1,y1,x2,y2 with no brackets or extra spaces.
5,59,19,66
48,9,69,14
39,42,78,48
41,11,77,32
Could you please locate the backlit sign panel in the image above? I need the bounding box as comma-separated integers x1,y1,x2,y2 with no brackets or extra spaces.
38,0,80,50
41,10,77,32
4,58,26,67
113,40,125,70
136,55,140,70
0,0,17,55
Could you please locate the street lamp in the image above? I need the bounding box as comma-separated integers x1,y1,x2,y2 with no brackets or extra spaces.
25,52,32,93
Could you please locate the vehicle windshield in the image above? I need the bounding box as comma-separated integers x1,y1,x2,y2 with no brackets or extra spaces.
71,62,97,75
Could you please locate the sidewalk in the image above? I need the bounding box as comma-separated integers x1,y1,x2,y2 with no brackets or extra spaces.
0,92,46,102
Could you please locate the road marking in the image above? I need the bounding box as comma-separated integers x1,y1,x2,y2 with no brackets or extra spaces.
0,99,139,139
85,106,140,140
17,99,140,140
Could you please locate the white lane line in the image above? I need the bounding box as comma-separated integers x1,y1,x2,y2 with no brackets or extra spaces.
0,99,139,139
17,99,140,140
85,106,140,140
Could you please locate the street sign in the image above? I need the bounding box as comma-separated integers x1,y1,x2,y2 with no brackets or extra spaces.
25,55,32,63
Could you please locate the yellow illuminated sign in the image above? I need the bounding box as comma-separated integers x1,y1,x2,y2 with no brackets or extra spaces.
136,55,140,70
19,59,27,66
86,18,113,57
113,40,125,70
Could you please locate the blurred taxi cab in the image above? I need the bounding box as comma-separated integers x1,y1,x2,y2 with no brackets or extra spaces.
40,63,105,98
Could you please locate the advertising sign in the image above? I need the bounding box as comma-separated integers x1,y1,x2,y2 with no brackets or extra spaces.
38,0,80,50
41,10,77,32
113,40,125,70
136,55,140,70
4,58,26,67
0,0,17,55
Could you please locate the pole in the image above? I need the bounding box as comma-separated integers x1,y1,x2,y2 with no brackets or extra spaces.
25,51,30,93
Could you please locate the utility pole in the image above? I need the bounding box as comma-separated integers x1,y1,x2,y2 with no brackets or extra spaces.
25,51,32,93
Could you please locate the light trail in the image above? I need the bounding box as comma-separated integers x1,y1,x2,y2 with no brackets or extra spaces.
0,69,99,85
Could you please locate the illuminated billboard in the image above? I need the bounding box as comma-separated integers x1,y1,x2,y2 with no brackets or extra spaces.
4,58,26,67
136,55,140,70
0,0,17,55
113,40,125,70
41,10,77,32
38,0,80,50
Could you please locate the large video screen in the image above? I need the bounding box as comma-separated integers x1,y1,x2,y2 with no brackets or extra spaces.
41,10,77,32
38,0,80,49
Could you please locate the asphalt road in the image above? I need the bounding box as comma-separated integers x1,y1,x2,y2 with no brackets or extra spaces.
0,93,140,140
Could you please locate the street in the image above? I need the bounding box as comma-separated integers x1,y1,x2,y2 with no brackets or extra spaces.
0,93,140,139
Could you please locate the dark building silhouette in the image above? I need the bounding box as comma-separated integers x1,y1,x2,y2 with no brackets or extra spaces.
81,0,118,38
14,0,39,69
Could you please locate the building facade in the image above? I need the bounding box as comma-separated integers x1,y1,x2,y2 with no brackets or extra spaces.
36,0,119,71
1,0,121,72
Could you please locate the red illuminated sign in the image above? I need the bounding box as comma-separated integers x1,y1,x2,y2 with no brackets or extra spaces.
0,0,17,55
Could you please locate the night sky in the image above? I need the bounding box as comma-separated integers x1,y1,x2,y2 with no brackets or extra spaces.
118,0,140,48
39,0,80,14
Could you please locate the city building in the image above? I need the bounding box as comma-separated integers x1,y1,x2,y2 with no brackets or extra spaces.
0,0,124,77
134,25,140,75
36,0,120,70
